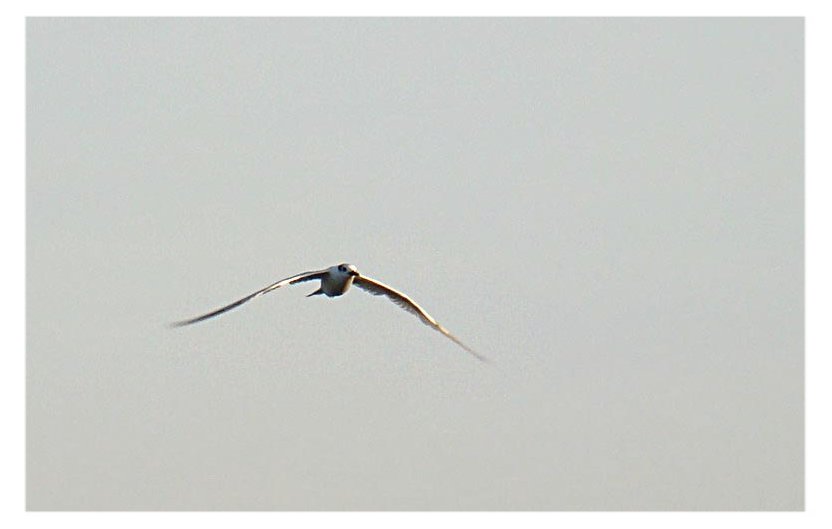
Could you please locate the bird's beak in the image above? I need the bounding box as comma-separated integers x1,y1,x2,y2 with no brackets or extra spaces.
349,270,359,277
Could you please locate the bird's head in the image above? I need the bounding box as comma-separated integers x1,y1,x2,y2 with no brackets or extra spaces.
334,263,360,277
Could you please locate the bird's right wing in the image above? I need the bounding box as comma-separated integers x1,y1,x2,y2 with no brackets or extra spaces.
171,269,327,327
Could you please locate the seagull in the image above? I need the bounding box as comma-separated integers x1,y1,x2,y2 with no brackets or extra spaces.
172,263,486,362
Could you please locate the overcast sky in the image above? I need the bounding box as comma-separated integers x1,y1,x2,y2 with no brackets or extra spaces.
27,18,803,510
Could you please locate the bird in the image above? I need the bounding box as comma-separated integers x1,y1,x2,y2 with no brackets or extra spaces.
171,263,487,362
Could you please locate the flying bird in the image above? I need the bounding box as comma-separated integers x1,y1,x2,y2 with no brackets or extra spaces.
171,263,486,362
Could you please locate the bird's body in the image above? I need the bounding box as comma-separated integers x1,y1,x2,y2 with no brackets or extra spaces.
172,263,486,362
319,264,356,296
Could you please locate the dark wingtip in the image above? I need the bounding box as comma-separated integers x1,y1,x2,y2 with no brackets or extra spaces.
168,319,196,329
471,351,490,364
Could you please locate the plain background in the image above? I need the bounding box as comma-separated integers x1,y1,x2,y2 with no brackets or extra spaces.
27,18,803,510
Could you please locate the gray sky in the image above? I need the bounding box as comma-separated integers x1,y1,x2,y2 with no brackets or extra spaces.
27,18,803,510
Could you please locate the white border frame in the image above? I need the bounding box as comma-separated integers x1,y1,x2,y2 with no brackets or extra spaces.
4,2,826,528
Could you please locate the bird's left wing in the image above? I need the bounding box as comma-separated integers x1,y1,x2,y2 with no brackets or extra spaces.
352,275,487,362
171,269,327,327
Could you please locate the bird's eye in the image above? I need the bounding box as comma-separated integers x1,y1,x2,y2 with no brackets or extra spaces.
338,265,346,272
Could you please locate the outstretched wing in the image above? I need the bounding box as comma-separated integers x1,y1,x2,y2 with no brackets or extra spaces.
171,269,327,327
353,275,487,362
